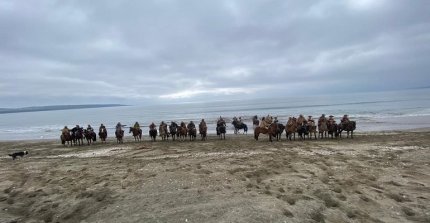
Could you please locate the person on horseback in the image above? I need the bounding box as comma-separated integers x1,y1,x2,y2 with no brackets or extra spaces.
307,116,315,124
99,124,106,133
200,119,206,126
341,114,350,124
87,124,94,133
297,114,306,125
273,117,278,123
217,116,225,126
62,126,70,135
188,121,196,129
149,122,156,130
318,114,327,124
328,115,336,124
116,122,125,134
133,121,141,131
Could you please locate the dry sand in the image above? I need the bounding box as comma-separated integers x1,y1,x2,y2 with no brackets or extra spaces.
0,130,429,223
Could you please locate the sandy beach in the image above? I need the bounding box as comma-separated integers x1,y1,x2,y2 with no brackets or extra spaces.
0,130,429,223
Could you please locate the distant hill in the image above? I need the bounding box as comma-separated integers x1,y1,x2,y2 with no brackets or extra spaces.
0,104,127,114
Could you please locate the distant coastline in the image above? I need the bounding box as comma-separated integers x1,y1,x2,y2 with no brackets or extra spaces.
0,104,127,114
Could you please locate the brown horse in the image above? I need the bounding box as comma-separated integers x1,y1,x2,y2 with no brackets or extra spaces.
199,121,207,141
177,122,187,141
159,123,169,141
338,121,356,138
327,122,338,139
84,129,97,145
99,128,107,143
307,121,317,140
61,132,73,146
254,122,278,142
169,122,178,141
318,119,328,139
286,117,297,140
115,130,124,143
129,127,142,142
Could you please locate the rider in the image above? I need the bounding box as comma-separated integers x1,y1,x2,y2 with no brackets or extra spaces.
61,126,70,135
116,122,125,134
307,116,315,124
297,114,306,125
328,115,336,125
99,124,107,133
149,122,156,130
87,124,94,133
200,119,207,128
341,114,350,124
188,121,196,129
133,121,141,130
217,116,225,126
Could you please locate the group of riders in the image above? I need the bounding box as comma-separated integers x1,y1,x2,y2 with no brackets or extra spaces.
60,114,352,142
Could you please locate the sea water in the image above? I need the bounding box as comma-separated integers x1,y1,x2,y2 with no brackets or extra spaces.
0,88,429,140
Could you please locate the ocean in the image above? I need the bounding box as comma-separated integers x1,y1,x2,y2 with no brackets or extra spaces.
1,88,430,141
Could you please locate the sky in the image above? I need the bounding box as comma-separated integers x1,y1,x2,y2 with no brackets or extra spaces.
0,0,429,107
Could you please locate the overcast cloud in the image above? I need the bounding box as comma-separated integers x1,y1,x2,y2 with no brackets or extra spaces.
0,0,429,107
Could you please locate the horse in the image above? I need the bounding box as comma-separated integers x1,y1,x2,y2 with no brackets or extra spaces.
275,123,285,141
159,123,169,141
99,128,107,143
187,125,197,141
169,122,178,141
286,117,297,141
72,128,84,146
254,122,278,142
338,121,356,138
61,132,73,146
84,129,97,145
149,128,157,142
129,127,142,142
199,121,207,141
297,122,309,140
327,122,339,139
216,121,226,140
177,122,188,141
307,121,317,140
232,120,248,134
318,119,328,139
115,129,124,143
252,115,260,129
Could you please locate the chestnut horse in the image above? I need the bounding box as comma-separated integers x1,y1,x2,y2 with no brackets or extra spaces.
338,121,356,138
177,122,187,141
199,121,207,141
129,127,142,142
307,121,317,140
327,122,338,139
254,122,278,142
159,123,169,141
99,128,107,143
72,128,84,146
286,117,297,141
61,132,74,146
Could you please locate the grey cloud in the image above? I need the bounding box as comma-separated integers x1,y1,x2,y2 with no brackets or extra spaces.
0,0,429,107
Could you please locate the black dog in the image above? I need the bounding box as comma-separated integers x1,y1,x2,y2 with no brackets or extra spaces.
8,151,28,160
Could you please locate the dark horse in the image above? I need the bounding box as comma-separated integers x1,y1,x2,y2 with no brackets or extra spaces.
115,129,124,143
297,122,309,140
84,129,97,145
338,121,356,138
188,125,197,141
72,128,84,146
199,121,207,141
129,127,142,142
254,122,278,142
99,128,107,143
169,122,178,141
232,120,248,134
275,123,285,141
149,128,157,142
216,122,226,140
327,122,339,139
61,132,74,146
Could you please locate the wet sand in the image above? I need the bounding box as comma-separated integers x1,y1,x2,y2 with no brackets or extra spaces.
0,130,429,223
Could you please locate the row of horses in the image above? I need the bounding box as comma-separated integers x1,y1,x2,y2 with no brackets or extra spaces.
61,120,227,146
60,117,356,145
254,117,356,142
